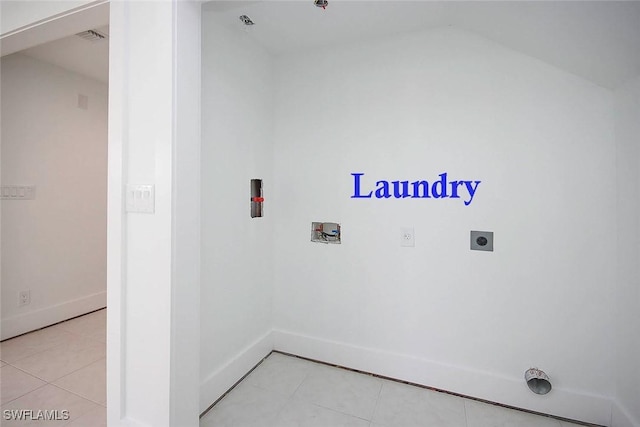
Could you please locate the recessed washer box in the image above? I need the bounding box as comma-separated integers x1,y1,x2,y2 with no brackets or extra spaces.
311,222,341,244
471,230,493,251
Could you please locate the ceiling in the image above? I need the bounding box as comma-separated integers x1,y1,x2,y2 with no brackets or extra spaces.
11,1,640,89
204,0,640,89
19,25,109,84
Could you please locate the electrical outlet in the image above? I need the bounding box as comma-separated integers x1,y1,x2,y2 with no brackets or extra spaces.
18,290,31,306
401,227,415,247
470,230,493,251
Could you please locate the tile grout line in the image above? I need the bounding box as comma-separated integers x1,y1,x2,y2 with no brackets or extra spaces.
307,401,372,423
3,361,51,383
0,382,49,408
463,397,470,427
2,348,105,407
44,383,105,424
49,356,106,383
299,358,380,422
9,345,105,384
369,378,384,425
2,366,104,417
49,382,107,408
1,340,69,367
1,325,103,367
265,362,314,424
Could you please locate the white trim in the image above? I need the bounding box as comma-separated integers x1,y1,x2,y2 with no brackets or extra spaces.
169,1,201,425
199,331,274,414
272,329,612,426
612,400,640,427
106,0,126,424
116,417,150,427
0,292,106,340
106,1,203,424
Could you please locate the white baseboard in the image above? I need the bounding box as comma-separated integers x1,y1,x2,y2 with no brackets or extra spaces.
0,291,106,340
199,330,273,414
612,400,640,427
272,329,612,426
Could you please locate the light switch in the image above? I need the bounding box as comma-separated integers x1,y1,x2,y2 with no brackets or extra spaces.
126,184,155,213
0,185,36,200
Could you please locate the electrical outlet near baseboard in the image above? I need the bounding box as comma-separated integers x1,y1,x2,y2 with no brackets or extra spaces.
18,290,30,307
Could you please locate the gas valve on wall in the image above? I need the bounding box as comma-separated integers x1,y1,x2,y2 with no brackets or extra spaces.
250,179,263,218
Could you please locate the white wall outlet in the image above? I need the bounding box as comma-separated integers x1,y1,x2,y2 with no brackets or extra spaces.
401,227,415,247
18,290,31,306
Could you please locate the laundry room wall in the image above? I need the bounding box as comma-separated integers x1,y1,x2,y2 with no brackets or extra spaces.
271,27,617,425
613,75,640,427
199,9,275,412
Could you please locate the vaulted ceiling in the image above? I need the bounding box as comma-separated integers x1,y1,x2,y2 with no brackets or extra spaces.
10,1,640,90
205,1,640,89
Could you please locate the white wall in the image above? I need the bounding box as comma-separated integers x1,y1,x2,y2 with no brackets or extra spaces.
614,75,640,427
272,28,617,425
199,10,275,412
1,53,107,340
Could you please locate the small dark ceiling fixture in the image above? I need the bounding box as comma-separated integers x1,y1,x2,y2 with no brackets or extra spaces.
239,15,255,25
314,0,328,9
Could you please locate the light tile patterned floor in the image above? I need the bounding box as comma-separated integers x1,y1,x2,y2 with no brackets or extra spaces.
2,316,591,427
200,352,589,427
0,309,106,426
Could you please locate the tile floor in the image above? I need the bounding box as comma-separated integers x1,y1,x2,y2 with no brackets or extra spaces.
200,352,589,427
0,309,106,426
2,315,590,427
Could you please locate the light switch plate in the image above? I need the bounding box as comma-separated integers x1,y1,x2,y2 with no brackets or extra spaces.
471,230,493,251
401,227,415,247
126,184,155,213
1,185,36,200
